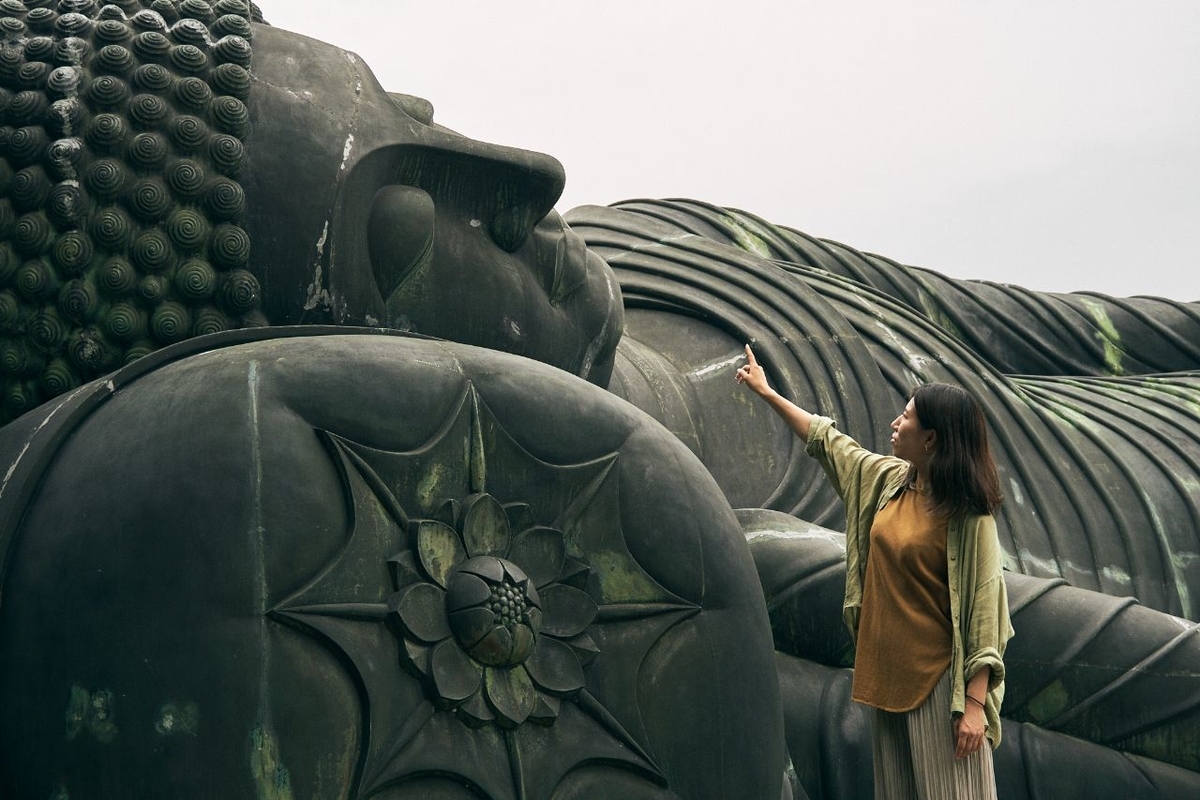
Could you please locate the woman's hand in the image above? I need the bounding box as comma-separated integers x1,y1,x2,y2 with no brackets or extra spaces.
954,703,987,759
735,343,814,438
735,344,770,395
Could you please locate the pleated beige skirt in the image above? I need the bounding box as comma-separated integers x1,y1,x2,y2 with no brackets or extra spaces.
869,668,997,800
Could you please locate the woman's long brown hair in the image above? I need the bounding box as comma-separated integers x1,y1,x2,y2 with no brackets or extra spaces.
911,383,1003,517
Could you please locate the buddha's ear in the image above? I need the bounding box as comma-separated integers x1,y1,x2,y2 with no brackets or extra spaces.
368,185,436,304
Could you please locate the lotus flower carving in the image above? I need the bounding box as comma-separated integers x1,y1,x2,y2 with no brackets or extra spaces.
269,383,696,798
388,492,598,728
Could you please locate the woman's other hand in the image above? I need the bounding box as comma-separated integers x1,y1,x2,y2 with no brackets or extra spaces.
954,704,987,759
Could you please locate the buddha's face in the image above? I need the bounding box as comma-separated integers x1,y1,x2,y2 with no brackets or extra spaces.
243,25,622,385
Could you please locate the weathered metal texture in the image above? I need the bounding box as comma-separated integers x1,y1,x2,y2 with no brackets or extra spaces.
745,508,1200,786
574,201,896,522
567,200,1200,621
599,199,1200,377
0,0,266,423
0,2,1193,797
1002,572,1200,771
240,23,623,387
776,654,1200,800
0,0,623,427
0,329,784,799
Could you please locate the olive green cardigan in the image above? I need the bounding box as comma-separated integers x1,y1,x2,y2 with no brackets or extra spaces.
805,415,1014,748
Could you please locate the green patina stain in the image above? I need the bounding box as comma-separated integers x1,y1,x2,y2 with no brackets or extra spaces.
155,701,200,736
722,215,772,258
587,551,668,603
314,737,359,800
64,684,118,744
1082,299,1125,376
916,287,965,342
470,425,487,494
250,726,294,800
1025,678,1070,724
64,685,88,740
416,462,456,511
1128,726,1200,772
1179,475,1200,498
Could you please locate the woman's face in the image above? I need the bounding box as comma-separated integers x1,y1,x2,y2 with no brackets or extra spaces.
890,398,933,464
242,25,622,385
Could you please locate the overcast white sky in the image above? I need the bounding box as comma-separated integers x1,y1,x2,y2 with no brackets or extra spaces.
263,1,1198,301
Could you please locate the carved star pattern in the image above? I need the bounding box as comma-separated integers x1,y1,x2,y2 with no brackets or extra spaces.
270,384,699,799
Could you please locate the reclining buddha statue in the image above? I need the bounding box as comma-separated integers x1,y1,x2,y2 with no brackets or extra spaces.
0,2,1195,799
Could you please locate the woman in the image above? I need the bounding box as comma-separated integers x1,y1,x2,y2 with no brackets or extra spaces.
736,344,1012,799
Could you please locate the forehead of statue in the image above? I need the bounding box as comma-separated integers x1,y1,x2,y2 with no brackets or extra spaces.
245,23,563,201
248,24,418,145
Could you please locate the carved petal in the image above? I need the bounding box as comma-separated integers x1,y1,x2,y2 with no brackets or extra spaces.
448,607,496,651
458,688,495,727
556,556,590,590
416,519,466,589
430,638,483,705
501,560,531,587
433,498,460,528
485,665,536,728
527,605,544,632
469,623,514,667
386,549,422,589
445,571,492,613
459,555,505,583
503,502,535,535
462,493,511,557
566,631,600,666
510,623,536,664
540,584,598,637
507,526,566,588
390,582,450,643
529,691,561,725
402,638,433,678
525,635,585,696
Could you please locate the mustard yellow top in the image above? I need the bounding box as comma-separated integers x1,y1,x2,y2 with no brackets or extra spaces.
852,487,953,711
